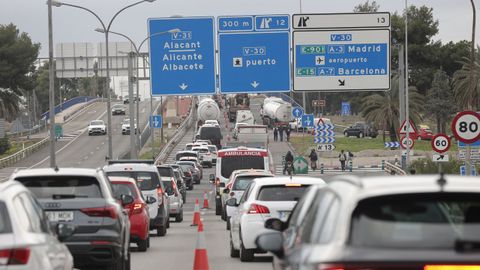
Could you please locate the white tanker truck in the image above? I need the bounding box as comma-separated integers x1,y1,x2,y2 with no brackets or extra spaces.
261,97,293,128
197,97,221,122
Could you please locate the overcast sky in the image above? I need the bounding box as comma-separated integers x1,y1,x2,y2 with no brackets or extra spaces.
1,0,478,57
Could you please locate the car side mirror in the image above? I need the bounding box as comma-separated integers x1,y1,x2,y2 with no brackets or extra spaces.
56,223,76,241
265,218,287,232
219,182,226,188
209,174,215,182
120,194,134,205
146,196,156,204
255,232,284,258
223,188,230,194
226,198,238,207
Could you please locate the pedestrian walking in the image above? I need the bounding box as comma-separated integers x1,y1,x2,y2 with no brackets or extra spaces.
338,150,347,171
279,126,284,141
286,126,291,142
273,127,278,142
347,151,354,171
308,149,318,171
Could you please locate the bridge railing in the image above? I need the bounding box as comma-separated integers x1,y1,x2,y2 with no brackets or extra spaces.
384,161,407,175
0,137,49,169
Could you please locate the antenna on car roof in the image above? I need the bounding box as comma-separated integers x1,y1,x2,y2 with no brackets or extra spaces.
54,166,59,172
437,172,447,191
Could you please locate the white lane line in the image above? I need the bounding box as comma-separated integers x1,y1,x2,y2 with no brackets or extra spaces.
29,108,108,169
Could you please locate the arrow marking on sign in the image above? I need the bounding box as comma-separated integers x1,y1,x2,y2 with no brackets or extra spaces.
179,83,188,90
251,81,260,88
437,155,445,161
338,79,345,86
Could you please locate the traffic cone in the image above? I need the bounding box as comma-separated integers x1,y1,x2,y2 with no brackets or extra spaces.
193,220,209,270
191,198,200,226
202,191,210,209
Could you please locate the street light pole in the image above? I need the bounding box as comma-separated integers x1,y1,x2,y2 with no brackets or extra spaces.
47,0,56,168
405,0,411,168
51,0,156,160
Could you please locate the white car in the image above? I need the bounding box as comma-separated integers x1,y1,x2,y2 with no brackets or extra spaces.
121,118,137,135
0,181,75,270
228,176,325,262
207,144,218,164
204,120,220,127
88,120,106,135
192,146,213,168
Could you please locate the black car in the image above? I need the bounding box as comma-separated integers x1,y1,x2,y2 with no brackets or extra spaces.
12,168,131,270
165,164,194,190
344,122,378,138
196,125,222,149
157,165,186,203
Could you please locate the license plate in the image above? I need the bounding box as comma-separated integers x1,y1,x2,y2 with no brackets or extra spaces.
46,211,74,222
278,211,291,221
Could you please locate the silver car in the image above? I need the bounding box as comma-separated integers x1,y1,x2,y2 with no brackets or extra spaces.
161,177,184,222
0,181,74,270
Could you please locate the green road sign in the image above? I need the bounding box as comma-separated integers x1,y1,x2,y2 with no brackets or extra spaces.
55,124,63,138
293,156,308,174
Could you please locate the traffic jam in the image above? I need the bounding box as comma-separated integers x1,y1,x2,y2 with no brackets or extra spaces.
1,5,480,270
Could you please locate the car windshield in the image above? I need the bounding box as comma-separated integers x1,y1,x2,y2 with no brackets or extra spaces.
350,193,480,249
106,172,160,191
16,176,102,198
220,156,264,178
233,175,272,190
0,202,12,234
157,167,173,177
256,185,309,201
111,183,137,200
91,121,104,126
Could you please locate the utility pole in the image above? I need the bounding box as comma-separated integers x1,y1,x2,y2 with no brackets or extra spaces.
398,45,406,125
47,0,56,168
466,0,476,175
128,52,137,159
404,0,411,168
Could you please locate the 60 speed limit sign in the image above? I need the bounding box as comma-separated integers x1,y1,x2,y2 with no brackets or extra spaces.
451,111,480,144
431,134,451,153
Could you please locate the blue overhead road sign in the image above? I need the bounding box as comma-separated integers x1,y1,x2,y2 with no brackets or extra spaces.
148,17,216,96
150,115,162,128
218,15,291,93
292,107,304,118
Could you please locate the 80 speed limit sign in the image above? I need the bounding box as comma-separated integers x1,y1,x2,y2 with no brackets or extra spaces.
451,111,480,144
431,134,451,153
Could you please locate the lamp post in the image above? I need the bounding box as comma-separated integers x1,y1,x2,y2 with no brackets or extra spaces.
97,29,179,159
47,0,56,168
50,0,156,160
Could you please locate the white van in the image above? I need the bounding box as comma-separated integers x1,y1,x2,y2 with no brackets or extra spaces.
214,146,272,215
235,125,269,147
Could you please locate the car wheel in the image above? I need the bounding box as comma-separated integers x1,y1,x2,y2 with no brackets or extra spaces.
239,239,254,262
215,198,222,216
147,235,150,248
358,132,364,138
166,218,170,228
175,210,183,222
344,131,348,137
221,207,227,221
226,217,231,230
124,249,131,270
157,226,166,237
230,233,239,258
137,238,148,252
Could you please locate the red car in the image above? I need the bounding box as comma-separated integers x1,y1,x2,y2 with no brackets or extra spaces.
109,177,151,252
417,125,434,140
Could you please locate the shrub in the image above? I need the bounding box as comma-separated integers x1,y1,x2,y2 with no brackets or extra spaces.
0,137,11,155
409,157,465,174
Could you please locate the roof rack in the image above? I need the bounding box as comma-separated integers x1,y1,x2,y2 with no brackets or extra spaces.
107,159,154,165
329,175,363,188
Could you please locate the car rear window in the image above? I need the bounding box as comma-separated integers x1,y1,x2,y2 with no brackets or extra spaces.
0,202,12,234
106,172,159,191
256,185,308,201
233,175,272,190
16,176,102,198
111,183,138,200
162,181,175,196
199,126,222,140
178,164,193,172
208,146,216,152
176,152,198,160
350,193,480,249
221,156,265,178
157,167,173,177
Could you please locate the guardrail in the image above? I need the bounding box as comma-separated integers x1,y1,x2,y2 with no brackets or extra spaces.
0,137,49,169
384,161,407,175
155,97,196,164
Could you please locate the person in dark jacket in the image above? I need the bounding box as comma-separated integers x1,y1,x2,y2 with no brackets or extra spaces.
279,126,284,141
283,151,294,175
273,127,278,142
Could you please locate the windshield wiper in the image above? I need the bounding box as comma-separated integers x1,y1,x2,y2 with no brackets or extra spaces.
52,194,89,199
455,240,480,252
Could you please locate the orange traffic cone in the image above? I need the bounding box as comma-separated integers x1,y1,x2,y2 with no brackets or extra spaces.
202,191,209,209
191,198,201,226
193,220,209,270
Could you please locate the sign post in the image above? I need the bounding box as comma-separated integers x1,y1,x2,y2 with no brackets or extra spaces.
451,111,480,176
431,134,451,172
292,13,391,92
148,17,216,96
218,15,291,93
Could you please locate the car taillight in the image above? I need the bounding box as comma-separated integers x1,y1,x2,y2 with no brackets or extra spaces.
0,248,30,265
247,203,270,214
133,203,143,214
81,206,118,219
186,171,192,177
215,178,220,186
156,187,164,205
